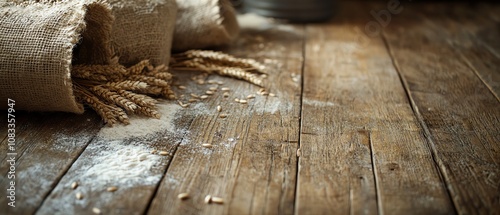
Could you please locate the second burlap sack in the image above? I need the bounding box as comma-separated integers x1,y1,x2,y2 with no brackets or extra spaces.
172,0,239,51
109,0,177,66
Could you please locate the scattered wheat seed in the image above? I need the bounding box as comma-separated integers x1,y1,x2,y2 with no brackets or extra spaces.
159,151,169,156
269,93,276,97
216,105,222,112
219,114,228,118
150,149,157,154
259,88,266,93
239,99,248,104
202,143,213,148
188,98,199,103
221,87,230,91
200,95,209,99
223,92,230,98
207,80,217,84
204,195,212,204
261,92,269,96
177,193,190,200
196,80,205,85
76,192,83,200
107,186,118,192
178,101,190,108
71,182,78,189
190,93,200,98
211,196,224,204
205,90,214,95
217,81,224,85
246,94,255,99
92,207,101,214
209,87,218,91
296,148,301,157
178,85,186,90
234,98,240,102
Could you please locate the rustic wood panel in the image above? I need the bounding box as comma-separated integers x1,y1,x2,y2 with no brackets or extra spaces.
35,101,193,215
448,4,500,99
413,3,500,100
296,2,454,214
383,3,500,213
0,111,102,214
147,20,303,215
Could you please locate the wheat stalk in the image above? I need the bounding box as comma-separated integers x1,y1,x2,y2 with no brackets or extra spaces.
72,60,174,126
72,50,266,125
171,50,267,86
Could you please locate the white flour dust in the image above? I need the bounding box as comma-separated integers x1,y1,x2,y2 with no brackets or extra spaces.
98,102,181,140
81,142,163,188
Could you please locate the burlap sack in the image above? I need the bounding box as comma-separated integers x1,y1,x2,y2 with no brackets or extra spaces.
172,0,240,51
0,0,235,113
0,0,113,113
108,0,177,66
0,0,177,113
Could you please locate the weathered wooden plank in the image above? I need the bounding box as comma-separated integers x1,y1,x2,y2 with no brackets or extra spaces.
35,102,189,215
447,4,500,99
0,111,102,214
383,3,500,213
147,19,303,215
411,3,500,100
296,1,455,214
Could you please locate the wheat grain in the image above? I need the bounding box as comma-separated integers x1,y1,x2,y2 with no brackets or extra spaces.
211,196,224,204
178,193,190,200
92,207,101,214
204,195,212,204
71,182,78,189
190,93,200,98
76,192,83,200
107,186,118,192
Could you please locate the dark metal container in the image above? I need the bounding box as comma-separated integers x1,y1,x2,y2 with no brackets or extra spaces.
242,0,335,22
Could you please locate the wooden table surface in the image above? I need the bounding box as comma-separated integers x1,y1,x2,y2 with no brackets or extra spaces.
1,1,499,214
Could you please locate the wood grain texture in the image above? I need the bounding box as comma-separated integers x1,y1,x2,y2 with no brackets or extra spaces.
0,111,102,214
296,2,454,214
412,3,500,100
35,102,193,215
383,3,500,214
148,20,303,215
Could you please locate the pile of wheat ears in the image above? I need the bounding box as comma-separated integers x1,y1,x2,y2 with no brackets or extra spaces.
72,50,266,126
